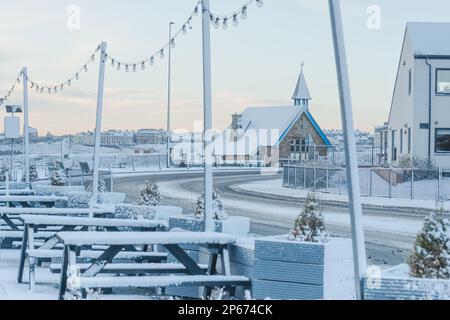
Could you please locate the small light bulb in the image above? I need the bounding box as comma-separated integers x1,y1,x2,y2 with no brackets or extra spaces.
150,57,154,65
160,49,165,59
222,18,228,30
241,6,248,19
141,62,146,70
256,0,263,8
170,39,176,48
233,15,239,27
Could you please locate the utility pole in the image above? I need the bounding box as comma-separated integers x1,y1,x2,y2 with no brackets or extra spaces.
91,41,107,218
328,0,367,300
166,22,175,168
201,0,214,232
22,67,30,185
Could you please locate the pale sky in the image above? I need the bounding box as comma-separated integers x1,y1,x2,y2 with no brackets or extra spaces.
1,0,450,135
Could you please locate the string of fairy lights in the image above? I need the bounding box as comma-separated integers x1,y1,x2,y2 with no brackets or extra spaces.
0,0,264,104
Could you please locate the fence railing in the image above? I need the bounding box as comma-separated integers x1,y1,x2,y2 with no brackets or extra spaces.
283,165,450,202
280,145,385,167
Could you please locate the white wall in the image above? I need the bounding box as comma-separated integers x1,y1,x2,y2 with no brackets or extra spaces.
388,32,415,163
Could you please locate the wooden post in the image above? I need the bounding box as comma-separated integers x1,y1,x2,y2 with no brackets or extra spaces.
90,42,107,218
328,0,367,300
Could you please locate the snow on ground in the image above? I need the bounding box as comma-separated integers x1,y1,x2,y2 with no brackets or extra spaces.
237,178,448,211
0,250,57,300
157,177,424,245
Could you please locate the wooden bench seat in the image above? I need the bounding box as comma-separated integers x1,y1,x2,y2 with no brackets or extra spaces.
72,275,250,290
50,263,208,274
27,249,168,261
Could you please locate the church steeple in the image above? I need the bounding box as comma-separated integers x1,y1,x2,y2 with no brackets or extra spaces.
292,62,312,107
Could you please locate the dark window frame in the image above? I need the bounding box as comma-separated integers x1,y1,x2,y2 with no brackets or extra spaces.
408,69,412,96
435,128,450,154
435,68,450,95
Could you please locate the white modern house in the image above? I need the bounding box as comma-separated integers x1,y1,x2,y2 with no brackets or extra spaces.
387,22,450,168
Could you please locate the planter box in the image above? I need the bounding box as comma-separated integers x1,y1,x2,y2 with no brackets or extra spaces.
153,206,183,221
253,236,354,300
33,185,85,197
169,216,250,236
98,192,126,205
364,264,450,300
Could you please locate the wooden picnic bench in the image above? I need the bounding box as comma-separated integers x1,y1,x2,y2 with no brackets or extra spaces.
56,232,250,300
17,214,168,292
0,207,115,248
0,195,66,208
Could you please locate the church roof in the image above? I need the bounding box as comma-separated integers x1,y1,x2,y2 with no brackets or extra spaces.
292,69,311,101
213,106,330,156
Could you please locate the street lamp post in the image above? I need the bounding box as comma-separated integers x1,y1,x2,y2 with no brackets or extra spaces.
166,22,175,169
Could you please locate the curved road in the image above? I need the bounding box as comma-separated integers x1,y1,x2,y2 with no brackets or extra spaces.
114,170,424,266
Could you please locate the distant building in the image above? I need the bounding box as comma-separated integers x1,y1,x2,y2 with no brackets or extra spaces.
213,65,331,166
28,127,38,138
73,130,134,146
387,22,450,168
135,129,166,145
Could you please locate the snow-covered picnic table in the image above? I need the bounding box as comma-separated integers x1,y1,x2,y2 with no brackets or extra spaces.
56,231,250,300
18,215,168,292
0,195,66,208
0,189,33,196
0,207,116,246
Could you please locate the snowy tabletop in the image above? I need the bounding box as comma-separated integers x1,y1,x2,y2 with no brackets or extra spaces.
0,207,114,215
0,195,67,202
57,231,237,246
19,214,168,228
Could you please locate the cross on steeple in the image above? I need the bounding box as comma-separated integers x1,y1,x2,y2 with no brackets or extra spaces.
292,62,311,107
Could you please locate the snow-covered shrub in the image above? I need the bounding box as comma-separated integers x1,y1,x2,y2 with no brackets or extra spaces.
51,163,67,186
288,193,327,243
409,210,450,279
393,155,438,170
22,164,39,183
137,181,161,206
114,204,156,220
67,192,91,209
0,165,11,183
86,172,107,193
194,190,228,221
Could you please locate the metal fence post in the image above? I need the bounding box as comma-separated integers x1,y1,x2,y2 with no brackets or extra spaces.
287,166,291,186
326,169,329,192
410,169,414,200
389,168,392,198
313,168,317,191
294,167,297,187
369,168,373,197
303,167,307,189
438,167,442,203
338,168,342,195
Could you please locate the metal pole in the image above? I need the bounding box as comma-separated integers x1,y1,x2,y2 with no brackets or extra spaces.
167,22,175,169
90,41,107,218
201,0,214,232
22,67,30,185
328,0,367,300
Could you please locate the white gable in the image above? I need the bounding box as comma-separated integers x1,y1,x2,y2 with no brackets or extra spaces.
407,22,450,56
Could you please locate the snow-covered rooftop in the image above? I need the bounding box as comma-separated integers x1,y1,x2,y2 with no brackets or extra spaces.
407,22,450,56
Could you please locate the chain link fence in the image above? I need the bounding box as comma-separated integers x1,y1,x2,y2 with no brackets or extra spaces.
283,165,450,202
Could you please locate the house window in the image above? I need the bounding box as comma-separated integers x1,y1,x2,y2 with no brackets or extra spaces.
436,69,450,94
290,139,301,152
435,129,450,153
408,69,412,96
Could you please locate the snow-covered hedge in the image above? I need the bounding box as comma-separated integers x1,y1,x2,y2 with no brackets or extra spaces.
98,192,126,205
114,204,156,220
33,185,85,197
0,182,29,190
67,192,91,209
